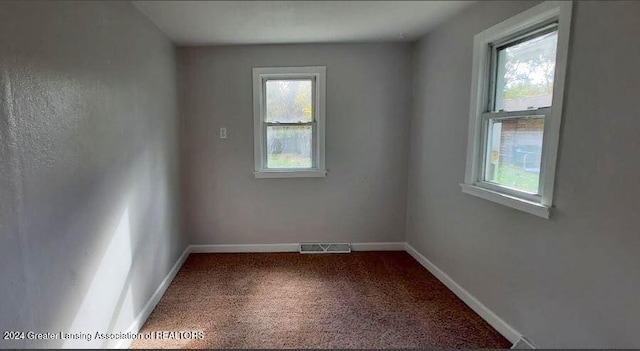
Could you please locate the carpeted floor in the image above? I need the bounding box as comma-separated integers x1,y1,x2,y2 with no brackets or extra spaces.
131,252,511,349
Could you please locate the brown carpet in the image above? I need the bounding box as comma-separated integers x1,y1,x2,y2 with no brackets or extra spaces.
131,252,510,349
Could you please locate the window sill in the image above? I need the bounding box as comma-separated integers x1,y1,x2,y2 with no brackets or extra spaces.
460,183,550,219
254,170,327,179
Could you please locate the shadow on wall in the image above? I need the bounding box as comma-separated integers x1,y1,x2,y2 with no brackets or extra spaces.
5,111,175,349
24,146,174,348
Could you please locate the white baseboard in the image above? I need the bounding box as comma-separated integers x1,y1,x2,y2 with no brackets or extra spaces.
189,243,299,253
351,242,405,251
404,243,521,344
511,336,536,349
189,242,406,253
114,245,191,349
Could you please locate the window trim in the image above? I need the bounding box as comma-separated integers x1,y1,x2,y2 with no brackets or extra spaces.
252,66,327,179
461,1,573,218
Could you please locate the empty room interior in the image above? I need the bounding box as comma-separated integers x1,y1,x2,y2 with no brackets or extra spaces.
1,0,639,349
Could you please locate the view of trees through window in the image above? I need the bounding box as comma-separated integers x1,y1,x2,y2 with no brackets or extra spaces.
265,80,314,169
495,30,558,112
487,29,557,193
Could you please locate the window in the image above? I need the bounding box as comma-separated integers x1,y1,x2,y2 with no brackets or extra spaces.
252,66,326,178
462,1,572,218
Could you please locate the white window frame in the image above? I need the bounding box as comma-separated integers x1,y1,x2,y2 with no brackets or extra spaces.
461,1,572,218
252,66,327,179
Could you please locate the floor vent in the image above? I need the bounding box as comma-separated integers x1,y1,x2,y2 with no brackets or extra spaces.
299,243,351,254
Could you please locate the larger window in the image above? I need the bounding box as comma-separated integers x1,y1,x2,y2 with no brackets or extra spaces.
252,66,327,178
462,1,572,218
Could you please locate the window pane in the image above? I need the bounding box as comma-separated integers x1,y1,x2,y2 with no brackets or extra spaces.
266,126,313,169
494,30,558,112
485,116,544,193
265,80,313,123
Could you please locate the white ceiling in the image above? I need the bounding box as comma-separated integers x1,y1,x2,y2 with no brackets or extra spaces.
133,1,473,45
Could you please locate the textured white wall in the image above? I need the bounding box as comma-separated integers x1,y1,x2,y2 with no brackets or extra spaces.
0,1,183,347
179,43,412,245
407,1,640,347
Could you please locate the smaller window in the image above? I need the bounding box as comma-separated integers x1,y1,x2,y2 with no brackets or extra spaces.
253,67,326,178
462,1,572,218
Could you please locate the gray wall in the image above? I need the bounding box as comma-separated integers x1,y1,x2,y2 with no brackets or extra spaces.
406,1,640,348
180,43,412,245
0,1,183,347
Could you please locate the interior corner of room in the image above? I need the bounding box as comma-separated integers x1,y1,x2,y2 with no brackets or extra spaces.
1,0,639,349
